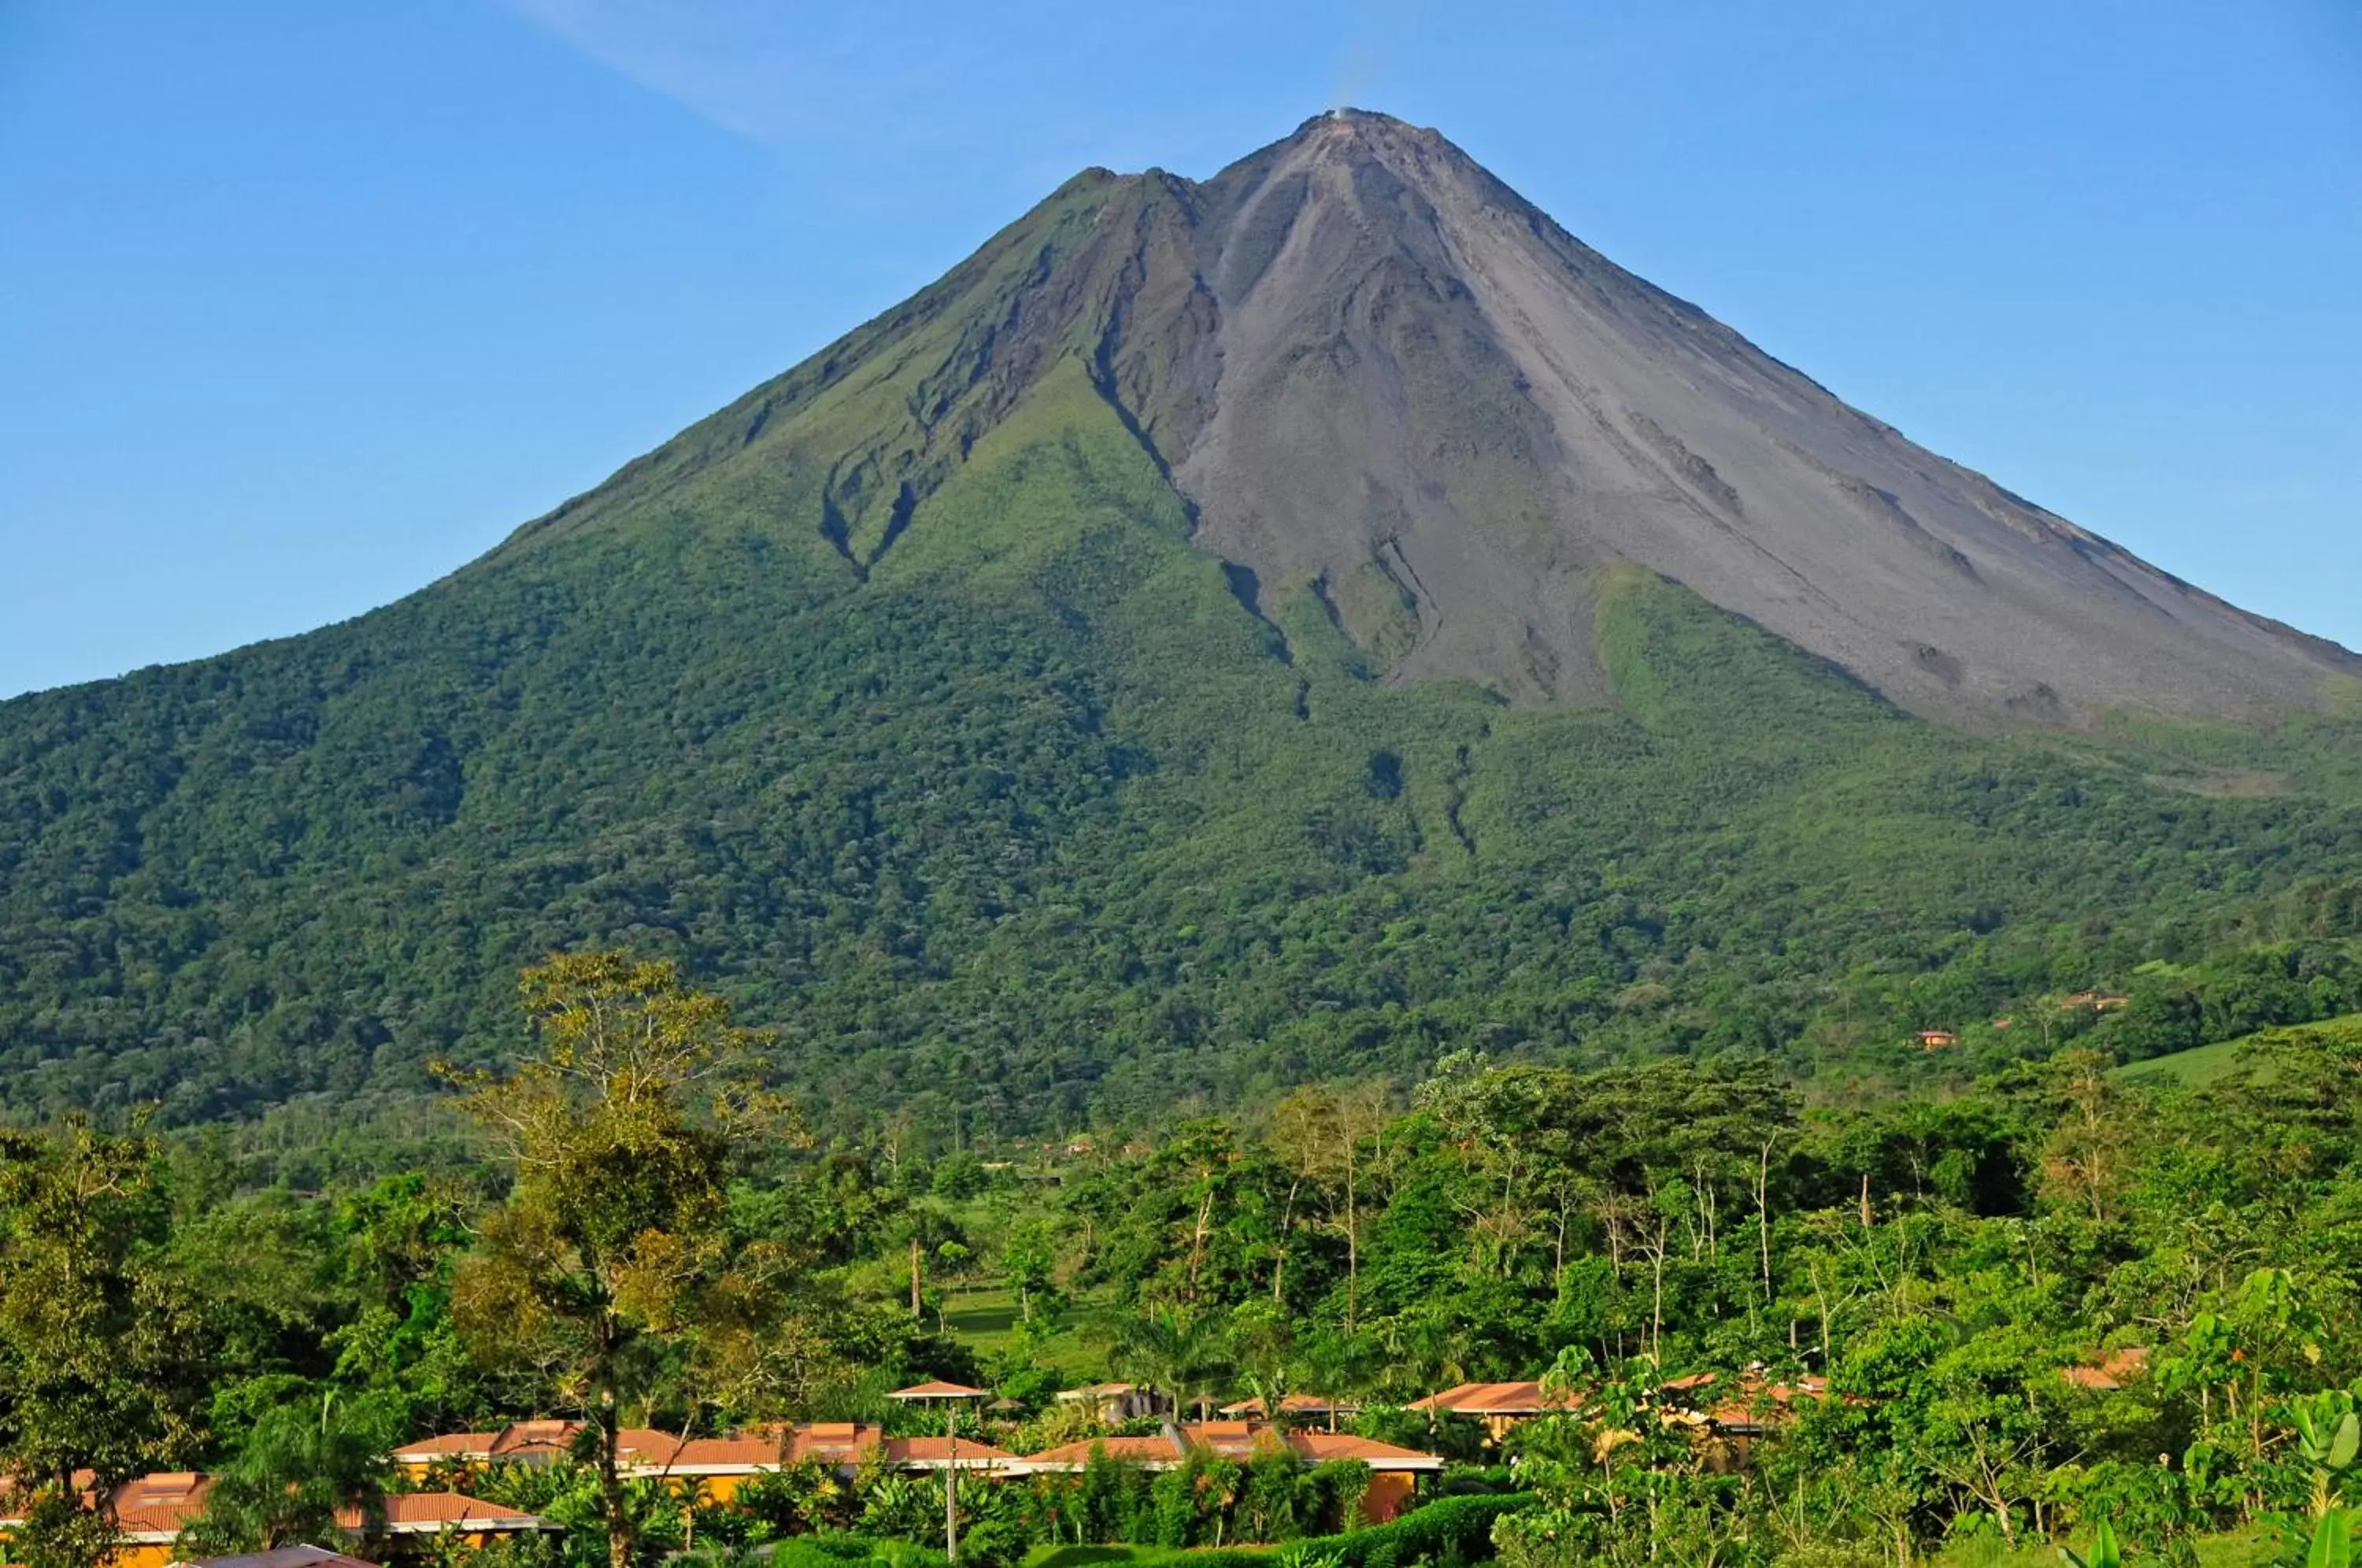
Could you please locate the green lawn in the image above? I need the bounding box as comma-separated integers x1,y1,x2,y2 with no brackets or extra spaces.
940,1281,1131,1379
2114,1013,2362,1087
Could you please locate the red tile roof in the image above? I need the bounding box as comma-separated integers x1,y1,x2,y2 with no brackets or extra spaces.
2063,1347,2150,1391
391,1423,679,1467
1662,1372,1834,1430
350,1492,550,1533
1283,1432,1442,1470
1409,1381,1573,1415
1021,1425,1438,1472
1216,1394,1358,1418
883,1437,1021,1468
113,1472,216,1539
1023,1435,1185,1469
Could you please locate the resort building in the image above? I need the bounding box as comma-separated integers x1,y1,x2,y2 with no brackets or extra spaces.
1020,1422,1442,1522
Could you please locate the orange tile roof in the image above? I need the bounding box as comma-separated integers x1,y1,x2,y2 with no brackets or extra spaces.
883,1437,1021,1467
390,1433,499,1462
1409,1381,1572,1415
2063,1347,2150,1391
1023,1435,1185,1468
350,1492,549,1533
664,1436,788,1473
1283,1431,1442,1470
111,1473,215,1538
392,1422,680,1467
641,1423,1019,1476
1662,1372,1834,1430
1216,1394,1358,1418
887,1381,989,1400
1022,1425,1440,1472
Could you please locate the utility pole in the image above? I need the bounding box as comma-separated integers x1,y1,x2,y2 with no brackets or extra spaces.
945,1401,959,1565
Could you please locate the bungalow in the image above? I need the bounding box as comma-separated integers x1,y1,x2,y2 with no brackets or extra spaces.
1916,1030,1959,1051
357,1492,552,1546
1023,1423,1442,1522
2061,991,2132,1013
389,1422,678,1479
1661,1372,1833,1465
6,1477,541,1568
100,1472,216,1568
650,1424,1020,1501
1409,1381,1577,1444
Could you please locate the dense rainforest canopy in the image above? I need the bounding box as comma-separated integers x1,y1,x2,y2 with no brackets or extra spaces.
4,960,2360,1568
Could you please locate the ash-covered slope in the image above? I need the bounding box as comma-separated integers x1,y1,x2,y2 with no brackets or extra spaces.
559,109,2349,724
1157,112,2358,719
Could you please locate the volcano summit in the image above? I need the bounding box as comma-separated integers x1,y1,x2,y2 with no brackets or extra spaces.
528,107,2352,723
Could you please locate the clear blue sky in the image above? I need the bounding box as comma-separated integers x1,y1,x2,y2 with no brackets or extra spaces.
3,1,2357,698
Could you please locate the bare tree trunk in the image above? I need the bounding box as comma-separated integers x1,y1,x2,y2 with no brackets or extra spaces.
598,1395,633,1568
911,1235,923,1318
1345,1137,1360,1336
1757,1141,1775,1304
1275,1178,1301,1301
1187,1189,1214,1300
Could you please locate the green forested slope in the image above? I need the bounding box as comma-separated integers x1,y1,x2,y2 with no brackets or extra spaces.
6,347,2360,1139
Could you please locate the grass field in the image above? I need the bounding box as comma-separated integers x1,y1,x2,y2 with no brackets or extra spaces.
2113,1013,2362,1087
939,1281,1130,1379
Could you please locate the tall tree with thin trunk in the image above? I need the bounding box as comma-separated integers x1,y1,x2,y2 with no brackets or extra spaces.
446,952,783,1568
0,1121,204,1568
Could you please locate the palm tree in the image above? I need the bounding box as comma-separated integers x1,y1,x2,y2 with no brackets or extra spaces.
176,1392,392,1557
1388,1319,1470,1442
1113,1304,1233,1422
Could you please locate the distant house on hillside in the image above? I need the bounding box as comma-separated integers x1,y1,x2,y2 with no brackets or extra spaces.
2062,990,2132,1012
1916,1030,1959,1051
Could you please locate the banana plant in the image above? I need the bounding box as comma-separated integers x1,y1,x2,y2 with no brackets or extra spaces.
2293,1392,2361,1518
2060,1519,2123,1568
2307,1510,2353,1568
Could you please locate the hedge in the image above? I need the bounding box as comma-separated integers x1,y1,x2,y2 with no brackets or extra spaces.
771,1536,953,1568
1323,1492,1537,1568
1019,1492,1535,1568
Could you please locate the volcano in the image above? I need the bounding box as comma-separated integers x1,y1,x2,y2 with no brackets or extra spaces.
516,107,2353,724
4,109,2357,1130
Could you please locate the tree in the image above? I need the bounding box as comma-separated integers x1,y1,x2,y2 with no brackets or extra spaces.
176,1392,395,1557
446,952,785,1568
1113,1304,1231,1421
2037,1049,2132,1225
1269,1082,1391,1332
0,1122,203,1568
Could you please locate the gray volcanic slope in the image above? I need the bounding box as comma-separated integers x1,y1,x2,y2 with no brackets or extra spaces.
1042,109,2352,723
518,108,2354,726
